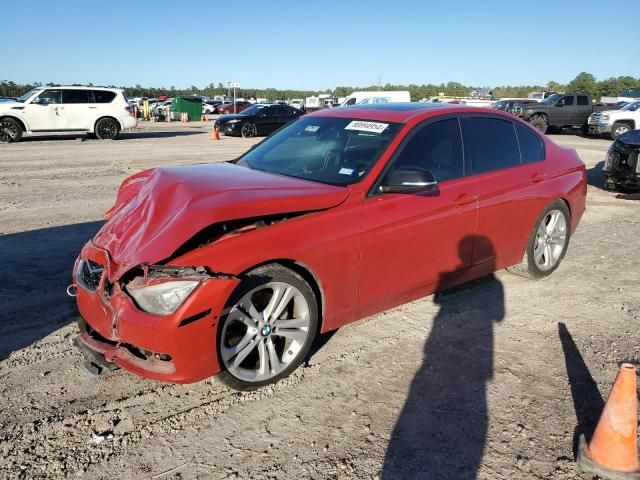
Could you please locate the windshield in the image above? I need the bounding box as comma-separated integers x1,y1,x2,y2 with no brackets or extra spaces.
239,104,268,116
621,101,640,112
541,93,562,104
236,116,402,186
17,88,42,103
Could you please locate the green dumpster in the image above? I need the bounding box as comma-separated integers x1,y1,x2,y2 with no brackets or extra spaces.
171,97,202,121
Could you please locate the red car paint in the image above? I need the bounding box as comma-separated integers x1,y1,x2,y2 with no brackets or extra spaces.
73,105,587,383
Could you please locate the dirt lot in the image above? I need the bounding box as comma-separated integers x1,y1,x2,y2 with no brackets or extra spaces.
0,123,638,480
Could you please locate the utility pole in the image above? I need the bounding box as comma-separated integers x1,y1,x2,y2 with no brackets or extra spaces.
229,82,240,113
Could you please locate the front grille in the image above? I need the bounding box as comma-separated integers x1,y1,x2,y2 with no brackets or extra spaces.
77,259,104,292
588,113,601,125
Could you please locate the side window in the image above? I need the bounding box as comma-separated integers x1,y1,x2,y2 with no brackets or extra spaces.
391,118,464,183
346,98,357,106
62,90,90,104
92,90,116,103
577,95,589,106
262,106,276,116
558,96,574,106
515,123,545,164
35,90,62,104
462,117,520,174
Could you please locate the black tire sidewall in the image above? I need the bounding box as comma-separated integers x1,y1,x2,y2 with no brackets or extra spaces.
525,200,571,278
95,118,120,140
217,265,319,391
241,122,256,138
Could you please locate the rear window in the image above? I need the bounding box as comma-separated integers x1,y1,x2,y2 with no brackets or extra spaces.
462,117,520,174
92,90,117,103
515,123,545,163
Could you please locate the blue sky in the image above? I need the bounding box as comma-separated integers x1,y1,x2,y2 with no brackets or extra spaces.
3,0,638,90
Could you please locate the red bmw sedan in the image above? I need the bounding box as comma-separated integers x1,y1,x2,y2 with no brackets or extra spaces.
72,103,586,390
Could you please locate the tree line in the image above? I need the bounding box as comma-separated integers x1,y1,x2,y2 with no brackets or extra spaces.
2,72,639,101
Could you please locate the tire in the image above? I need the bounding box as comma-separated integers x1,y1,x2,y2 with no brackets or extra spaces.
241,122,257,138
217,264,319,391
610,122,632,140
0,117,23,143
506,200,571,279
529,114,548,134
95,118,120,140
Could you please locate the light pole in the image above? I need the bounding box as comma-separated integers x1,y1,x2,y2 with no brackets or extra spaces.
229,82,240,113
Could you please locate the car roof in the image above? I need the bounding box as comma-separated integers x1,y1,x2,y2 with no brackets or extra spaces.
307,102,471,123
38,85,123,92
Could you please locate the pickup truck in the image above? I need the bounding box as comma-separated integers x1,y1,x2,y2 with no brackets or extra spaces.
518,93,614,134
588,101,640,140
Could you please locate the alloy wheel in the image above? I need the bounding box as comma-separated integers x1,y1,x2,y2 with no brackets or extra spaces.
0,120,19,142
533,209,567,271
614,125,630,137
97,120,118,139
241,123,257,138
220,282,311,383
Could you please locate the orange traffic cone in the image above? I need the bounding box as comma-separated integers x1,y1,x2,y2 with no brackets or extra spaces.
578,363,640,479
212,127,220,141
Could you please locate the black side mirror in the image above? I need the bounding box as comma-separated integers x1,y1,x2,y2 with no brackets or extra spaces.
380,169,439,194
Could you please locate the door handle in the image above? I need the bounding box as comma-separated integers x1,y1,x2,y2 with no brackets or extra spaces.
529,173,547,183
89,106,97,109
454,193,477,206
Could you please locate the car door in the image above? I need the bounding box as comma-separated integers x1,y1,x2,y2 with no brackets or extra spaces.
359,116,478,317
553,94,574,125
575,95,592,126
63,89,92,130
24,89,66,131
255,106,280,135
461,115,549,268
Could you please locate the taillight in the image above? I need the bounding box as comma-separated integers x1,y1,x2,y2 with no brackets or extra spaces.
125,106,134,117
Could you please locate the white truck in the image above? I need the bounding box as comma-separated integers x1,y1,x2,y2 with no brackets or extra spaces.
600,88,640,106
588,101,640,140
340,91,411,106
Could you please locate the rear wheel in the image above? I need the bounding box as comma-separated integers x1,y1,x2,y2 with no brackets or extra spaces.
0,118,22,143
529,115,548,134
95,118,120,140
217,265,318,391
241,122,257,138
506,200,570,279
611,122,631,140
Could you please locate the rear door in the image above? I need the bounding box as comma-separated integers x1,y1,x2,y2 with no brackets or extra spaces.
462,115,549,267
24,89,66,131
359,116,478,316
255,106,280,134
62,89,92,130
575,95,592,126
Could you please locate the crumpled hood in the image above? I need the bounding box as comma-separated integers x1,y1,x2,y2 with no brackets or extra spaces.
93,163,349,278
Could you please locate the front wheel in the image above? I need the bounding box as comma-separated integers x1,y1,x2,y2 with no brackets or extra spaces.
529,115,548,134
0,118,23,143
241,122,257,138
95,118,120,140
506,200,571,279
217,265,318,391
611,122,631,140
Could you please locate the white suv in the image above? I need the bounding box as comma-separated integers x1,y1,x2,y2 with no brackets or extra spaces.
0,86,137,142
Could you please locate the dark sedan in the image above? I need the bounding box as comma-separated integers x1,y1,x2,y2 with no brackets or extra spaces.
215,104,303,137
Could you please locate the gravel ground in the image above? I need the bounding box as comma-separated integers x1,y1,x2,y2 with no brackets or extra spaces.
0,124,638,479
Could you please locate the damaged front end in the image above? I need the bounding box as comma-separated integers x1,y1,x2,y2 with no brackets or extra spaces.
71,243,240,383
603,133,640,191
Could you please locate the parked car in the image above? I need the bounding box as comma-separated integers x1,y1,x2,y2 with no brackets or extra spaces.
588,101,640,139
71,103,586,390
215,101,252,114
202,100,221,114
340,91,410,106
215,104,303,137
519,93,615,134
603,129,640,191
0,86,136,142
502,99,538,114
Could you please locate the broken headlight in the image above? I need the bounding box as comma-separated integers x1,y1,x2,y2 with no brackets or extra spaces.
604,150,618,172
126,280,199,315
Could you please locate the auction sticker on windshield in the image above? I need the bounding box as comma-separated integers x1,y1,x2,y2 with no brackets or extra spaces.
304,125,320,132
345,121,388,134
